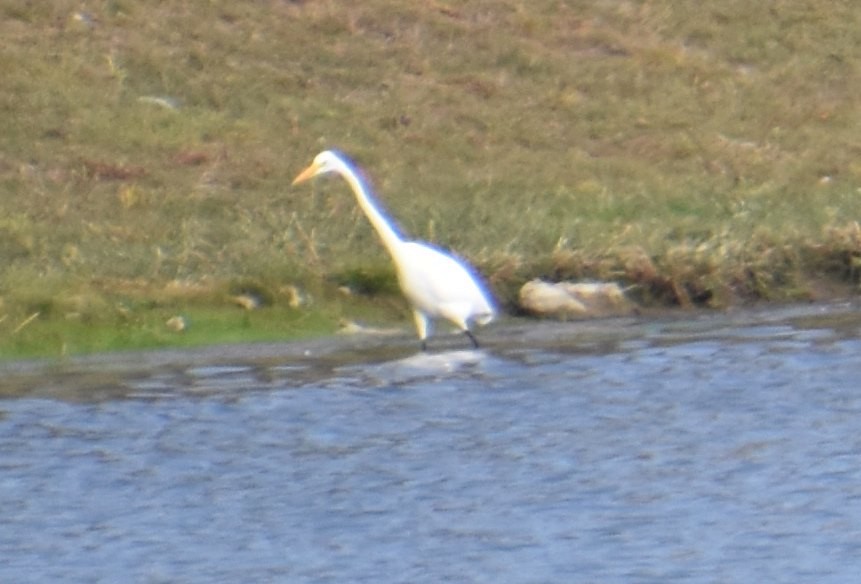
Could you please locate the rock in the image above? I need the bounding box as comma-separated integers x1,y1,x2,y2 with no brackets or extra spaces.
337,319,400,336
231,293,262,310
165,315,187,332
518,279,633,319
281,284,304,308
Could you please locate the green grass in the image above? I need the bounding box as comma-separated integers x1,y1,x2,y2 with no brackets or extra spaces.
2,305,336,360
3,0,861,358
0,276,411,359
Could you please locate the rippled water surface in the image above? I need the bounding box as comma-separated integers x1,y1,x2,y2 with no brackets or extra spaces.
3,304,861,583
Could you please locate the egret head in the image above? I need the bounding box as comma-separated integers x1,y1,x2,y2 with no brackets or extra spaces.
292,150,346,185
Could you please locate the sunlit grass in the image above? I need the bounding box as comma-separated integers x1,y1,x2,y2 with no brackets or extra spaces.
3,0,861,357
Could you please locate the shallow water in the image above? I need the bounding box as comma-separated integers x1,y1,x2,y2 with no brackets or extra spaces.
2,303,861,583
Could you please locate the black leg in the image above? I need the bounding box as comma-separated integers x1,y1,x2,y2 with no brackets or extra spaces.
465,330,479,349
420,339,428,352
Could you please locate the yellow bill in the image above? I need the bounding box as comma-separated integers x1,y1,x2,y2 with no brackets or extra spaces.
292,162,320,185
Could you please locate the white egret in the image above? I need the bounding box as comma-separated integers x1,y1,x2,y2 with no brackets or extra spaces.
292,150,495,350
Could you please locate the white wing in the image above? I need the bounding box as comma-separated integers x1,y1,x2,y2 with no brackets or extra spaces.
394,241,495,329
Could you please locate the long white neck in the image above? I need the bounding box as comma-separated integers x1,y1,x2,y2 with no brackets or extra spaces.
335,159,405,255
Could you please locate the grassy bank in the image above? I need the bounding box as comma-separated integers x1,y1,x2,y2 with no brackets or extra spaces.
3,0,861,357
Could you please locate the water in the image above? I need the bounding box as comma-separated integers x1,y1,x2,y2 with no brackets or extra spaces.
2,303,861,583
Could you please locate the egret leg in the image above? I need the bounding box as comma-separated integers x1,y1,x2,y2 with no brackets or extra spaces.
464,329,479,349
412,309,430,351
